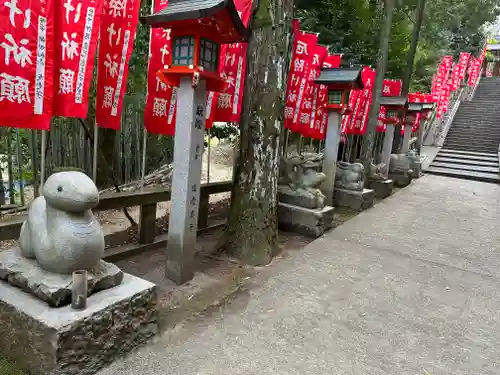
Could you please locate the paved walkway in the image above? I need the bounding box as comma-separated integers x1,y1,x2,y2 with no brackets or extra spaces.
100,175,500,375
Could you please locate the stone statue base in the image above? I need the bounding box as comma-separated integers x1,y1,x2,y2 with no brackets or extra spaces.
0,248,123,307
0,273,158,375
333,188,375,211
278,202,335,238
410,159,423,179
367,179,394,199
389,153,414,187
389,171,413,187
278,186,325,209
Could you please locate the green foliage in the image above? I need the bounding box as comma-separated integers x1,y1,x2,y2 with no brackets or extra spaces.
296,0,500,91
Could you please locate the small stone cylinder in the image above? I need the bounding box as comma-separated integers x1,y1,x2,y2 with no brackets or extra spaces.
71,270,88,310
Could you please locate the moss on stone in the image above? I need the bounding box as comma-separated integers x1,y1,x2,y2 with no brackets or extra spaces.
0,356,26,375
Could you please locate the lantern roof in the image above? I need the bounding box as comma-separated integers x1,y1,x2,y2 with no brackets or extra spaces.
141,0,249,44
407,103,425,112
379,96,408,109
315,68,364,89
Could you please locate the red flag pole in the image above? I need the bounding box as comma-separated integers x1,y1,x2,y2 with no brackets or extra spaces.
207,128,212,183
140,127,147,191
40,130,47,192
92,124,98,182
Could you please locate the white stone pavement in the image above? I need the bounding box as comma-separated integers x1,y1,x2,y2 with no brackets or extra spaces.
99,175,500,375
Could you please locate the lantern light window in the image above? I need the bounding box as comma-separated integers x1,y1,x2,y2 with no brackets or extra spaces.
199,38,219,72
387,109,397,118
328,90,343,105
173,36,195,66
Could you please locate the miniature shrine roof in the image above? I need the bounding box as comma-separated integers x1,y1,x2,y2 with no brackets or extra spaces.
379,96,408,108
408,103,425,112
142,0,249,43
315,68,364,88
422,103,434,110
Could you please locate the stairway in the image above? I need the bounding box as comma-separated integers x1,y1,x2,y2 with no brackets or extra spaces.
426,78,500,183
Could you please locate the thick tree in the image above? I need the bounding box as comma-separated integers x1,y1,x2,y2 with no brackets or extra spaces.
360,0,395,176
222,0,294,265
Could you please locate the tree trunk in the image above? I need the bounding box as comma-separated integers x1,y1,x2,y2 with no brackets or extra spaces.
30,130,39,198
0,168,5,205
392,0,426,153
6,129,15,204
222,0,294,265
360,0,395,180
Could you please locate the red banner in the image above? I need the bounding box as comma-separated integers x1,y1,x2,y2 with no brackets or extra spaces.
341,89,359,134
458,52,470,80
204,0,252,128
0,0,54,129
144,0,176,135
432,56,453,118
308,54,341,140
52,0,103,118
284,31,318,132
360,67,375,134
298,44,326,137
212,42,247,123
450,63,461,91
382,79,402,97
95,0,140,129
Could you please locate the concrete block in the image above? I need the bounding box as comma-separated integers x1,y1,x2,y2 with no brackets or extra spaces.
278,203,334,238
0,274,158,375
410,161,423,179
368,179,394,199
333,188,375,211
0,248,123,307
389,171,413,187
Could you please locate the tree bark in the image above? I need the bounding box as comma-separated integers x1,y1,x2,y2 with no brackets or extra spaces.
392,0,426,153
222,0,294,265
30,130,39,198
360,0,395,179
6,129,15,204
0,168,5,205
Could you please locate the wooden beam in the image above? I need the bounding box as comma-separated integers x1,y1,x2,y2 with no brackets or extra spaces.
0,181,233,242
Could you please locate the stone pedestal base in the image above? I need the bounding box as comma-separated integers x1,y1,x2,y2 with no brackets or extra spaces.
333,188,375,211
368,179,394,199
410,161,422,179
389,171,413,187
0,248,123,307
278,202,334,238
0,274,158,375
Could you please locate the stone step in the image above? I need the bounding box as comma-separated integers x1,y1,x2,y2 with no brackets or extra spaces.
449,128,500,134
433,156,499,167
438,151,498,162
446,132,500,138
442,143,498,152
425,166,500,183
447,131,500,137
439,146,499,155
445,134,500,141
444,140,500,148
447,128,500,135
430,161,499,173
438,148,498,157
442,142,498,150
453,117,500,121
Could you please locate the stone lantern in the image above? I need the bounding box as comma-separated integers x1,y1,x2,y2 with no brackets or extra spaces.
315,67,363,206
402,102,425,153
379,95,408,173
142,0,249,284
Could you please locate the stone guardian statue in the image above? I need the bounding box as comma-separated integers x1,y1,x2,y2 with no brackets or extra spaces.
19,171,105,274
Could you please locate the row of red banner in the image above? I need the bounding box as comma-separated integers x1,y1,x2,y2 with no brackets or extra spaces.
0,0,141,130
143,0,253,136
282,30,341,140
